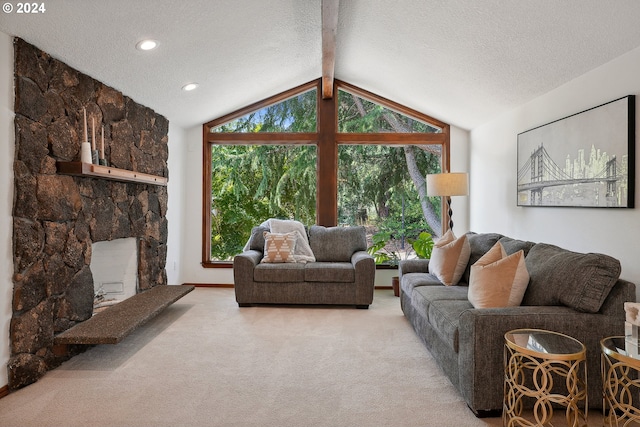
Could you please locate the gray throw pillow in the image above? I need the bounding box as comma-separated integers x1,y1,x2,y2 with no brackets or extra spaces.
522,243,621,313
309,225,366,262
248,226,270,252
498,236,536,256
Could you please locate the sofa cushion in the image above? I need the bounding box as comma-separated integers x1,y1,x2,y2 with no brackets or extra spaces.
304,262,355,282
417,284,469,302
309,225,367,262
498,236,536,257
468,242,529,308
461,232,504,284
400,272,442,295
410,284,468,324
522,243,621,313
429,230,471,286
248,226,270,252
261,231,298,263
428,299,473,353
254,263,306,282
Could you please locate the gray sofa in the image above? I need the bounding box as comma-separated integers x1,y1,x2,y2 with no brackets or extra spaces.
399,232,636,416
234,225,375,308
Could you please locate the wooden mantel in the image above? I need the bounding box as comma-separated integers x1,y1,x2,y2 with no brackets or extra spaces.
57,162,168,186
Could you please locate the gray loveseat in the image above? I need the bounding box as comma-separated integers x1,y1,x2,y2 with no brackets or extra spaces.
399,232,636,416
234,225,375,308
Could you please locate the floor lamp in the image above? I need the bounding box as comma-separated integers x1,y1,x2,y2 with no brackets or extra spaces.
426,172,469,232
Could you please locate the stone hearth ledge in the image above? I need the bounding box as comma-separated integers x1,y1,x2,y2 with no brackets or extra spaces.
53,285,194,345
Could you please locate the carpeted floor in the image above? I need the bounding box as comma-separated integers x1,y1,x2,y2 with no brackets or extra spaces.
0,288,602,426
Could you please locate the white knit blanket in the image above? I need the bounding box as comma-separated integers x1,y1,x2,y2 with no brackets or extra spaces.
243,219,316,263
268,219,316,263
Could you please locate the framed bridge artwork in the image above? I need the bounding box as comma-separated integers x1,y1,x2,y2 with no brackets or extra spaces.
517,95,635,208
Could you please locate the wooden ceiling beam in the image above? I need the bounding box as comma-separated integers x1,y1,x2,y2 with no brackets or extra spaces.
321,0,339,99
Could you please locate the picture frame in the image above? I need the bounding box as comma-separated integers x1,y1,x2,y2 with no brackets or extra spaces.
517,95,635,208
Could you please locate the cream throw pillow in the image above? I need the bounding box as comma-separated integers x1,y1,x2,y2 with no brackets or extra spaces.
428,230,470,286
468,242,530,308
261,232,298,263
269,219,315,263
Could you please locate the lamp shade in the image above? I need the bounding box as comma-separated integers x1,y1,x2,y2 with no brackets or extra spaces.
426,173,469,197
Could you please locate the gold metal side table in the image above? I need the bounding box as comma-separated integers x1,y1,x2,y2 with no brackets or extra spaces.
504,329,587,427
601,336,640,426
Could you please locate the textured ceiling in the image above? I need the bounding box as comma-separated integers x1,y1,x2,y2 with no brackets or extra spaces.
2,0,640,130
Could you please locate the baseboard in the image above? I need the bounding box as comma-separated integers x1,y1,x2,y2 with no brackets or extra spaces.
183,283,393,290
0,385,9,399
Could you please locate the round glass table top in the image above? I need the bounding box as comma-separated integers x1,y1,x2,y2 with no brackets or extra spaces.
601,336,640,366
504,328,585,359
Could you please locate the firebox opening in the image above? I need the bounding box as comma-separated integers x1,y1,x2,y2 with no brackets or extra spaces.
90,237,139,314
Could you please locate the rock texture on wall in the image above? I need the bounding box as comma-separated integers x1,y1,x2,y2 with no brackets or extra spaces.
10,38,169,390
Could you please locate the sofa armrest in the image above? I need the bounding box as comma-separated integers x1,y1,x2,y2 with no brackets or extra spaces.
399,259,430,277
457,305,625,413
600,278,635,317
233,250,262,303
351,250,373,267
352,250,375,305
234,250,262,267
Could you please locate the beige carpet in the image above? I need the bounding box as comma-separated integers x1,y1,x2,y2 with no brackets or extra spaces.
0,288,602,426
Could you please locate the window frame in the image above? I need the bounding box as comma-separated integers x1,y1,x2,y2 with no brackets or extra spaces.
202,78,450,267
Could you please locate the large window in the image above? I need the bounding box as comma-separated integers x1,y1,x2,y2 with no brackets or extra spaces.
210,144,317,261
203,79,450,266
212,88,317,133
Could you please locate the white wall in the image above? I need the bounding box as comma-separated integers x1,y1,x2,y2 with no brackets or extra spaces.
181,125,235,284
166,125,186,285
450,125,470,235
179,124,471,286
470,45,640,293
0,31,15,389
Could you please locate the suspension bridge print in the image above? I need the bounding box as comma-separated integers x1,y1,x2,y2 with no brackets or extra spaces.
517,96,635,208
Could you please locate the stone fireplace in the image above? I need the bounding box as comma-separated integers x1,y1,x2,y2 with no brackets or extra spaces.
10,39,169,390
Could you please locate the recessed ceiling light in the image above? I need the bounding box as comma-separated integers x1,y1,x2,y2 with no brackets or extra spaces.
182,83,199,91
136,39,158,51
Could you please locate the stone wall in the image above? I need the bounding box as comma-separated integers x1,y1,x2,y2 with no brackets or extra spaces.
9,38,169,390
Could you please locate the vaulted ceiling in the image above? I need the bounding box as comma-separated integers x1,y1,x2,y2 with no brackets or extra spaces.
2,0,640,130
